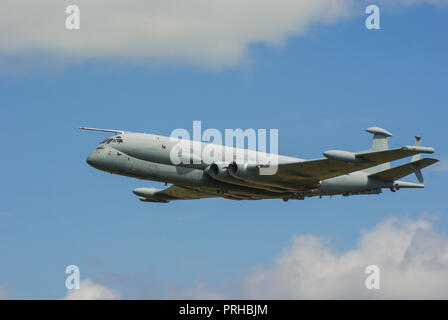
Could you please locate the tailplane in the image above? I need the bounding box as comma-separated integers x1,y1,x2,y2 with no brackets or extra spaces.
367,135,438,184
368,158,438,182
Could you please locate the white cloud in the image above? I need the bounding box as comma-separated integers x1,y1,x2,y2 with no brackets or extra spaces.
0,0,443,71
108,216,448,299
5,216,448,299
63,279,120,300
242,216,448,299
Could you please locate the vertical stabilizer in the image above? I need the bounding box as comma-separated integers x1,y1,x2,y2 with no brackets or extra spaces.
363,127,393,174
366,126,392,151
411,136,424,182
411,136,422,162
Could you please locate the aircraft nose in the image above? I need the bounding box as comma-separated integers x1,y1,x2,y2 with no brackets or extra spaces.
86,150,100,167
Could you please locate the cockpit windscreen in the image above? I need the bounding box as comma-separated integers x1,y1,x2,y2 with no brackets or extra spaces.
100,136,124,145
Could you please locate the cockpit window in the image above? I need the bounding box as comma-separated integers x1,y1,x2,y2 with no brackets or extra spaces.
101,137,124,144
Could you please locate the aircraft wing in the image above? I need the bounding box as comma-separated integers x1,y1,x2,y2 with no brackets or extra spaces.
272,147,435,186
157,185,216,200
134,185,216,202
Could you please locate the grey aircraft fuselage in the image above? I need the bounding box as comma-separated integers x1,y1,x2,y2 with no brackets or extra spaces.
85,131,418,201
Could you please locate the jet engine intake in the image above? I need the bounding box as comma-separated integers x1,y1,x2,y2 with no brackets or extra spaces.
227,161,258,180
204,162,229,179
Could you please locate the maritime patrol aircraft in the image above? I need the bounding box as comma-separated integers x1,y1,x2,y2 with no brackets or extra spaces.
80,126,438,203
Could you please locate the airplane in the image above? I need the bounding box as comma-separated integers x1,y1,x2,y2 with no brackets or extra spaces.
79,126,438,203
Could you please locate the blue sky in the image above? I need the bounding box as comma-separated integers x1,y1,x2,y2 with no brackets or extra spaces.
0,2,447,299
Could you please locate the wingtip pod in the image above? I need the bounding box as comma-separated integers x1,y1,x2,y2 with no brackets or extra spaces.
402,145,435,154
133,188,170,203
394,181,425,188
132,187,162,197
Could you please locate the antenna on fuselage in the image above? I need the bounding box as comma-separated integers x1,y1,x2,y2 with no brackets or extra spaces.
78,126,126,134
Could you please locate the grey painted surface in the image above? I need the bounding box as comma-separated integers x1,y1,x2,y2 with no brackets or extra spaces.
83,127,438,202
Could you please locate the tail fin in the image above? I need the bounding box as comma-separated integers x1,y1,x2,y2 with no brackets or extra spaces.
410,136,424,182
411,136,422,162
363,127,393,174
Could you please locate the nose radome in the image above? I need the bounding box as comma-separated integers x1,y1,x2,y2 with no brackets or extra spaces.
86,151,99,167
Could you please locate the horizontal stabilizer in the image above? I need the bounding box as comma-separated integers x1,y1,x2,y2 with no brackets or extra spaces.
356,147,434,163
369,158,438,182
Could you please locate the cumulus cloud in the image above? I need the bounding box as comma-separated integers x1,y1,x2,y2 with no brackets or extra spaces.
90,216,448,300
242,216,448,299
0,0,443,71
3,216,444,299
63,279,120,300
